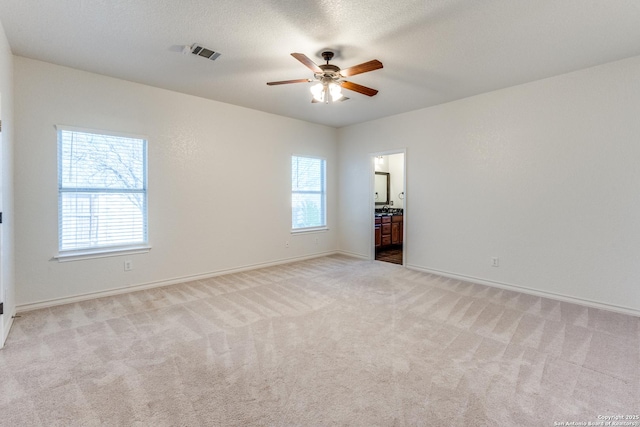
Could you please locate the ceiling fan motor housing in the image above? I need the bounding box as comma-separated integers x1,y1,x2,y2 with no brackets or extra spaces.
315,64,341,81
321,51,336,62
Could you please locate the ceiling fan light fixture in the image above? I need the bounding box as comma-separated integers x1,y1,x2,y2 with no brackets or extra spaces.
310,81,343,103
329,83,343,102
310,82,325,102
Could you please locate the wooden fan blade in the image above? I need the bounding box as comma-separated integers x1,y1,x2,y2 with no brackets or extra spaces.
341,81,379,97
267,79,310,86
340,59,383,77
291,53,322,73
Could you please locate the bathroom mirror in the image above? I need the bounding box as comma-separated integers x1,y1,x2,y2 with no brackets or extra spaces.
375,172,390,205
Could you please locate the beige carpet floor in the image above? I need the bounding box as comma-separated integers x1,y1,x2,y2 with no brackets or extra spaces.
0,255,638,426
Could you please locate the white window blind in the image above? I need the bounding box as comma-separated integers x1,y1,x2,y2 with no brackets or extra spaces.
291,155,326,230
58,127,148,254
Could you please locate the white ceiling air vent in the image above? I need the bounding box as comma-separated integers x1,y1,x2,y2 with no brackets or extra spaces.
190,44,221,61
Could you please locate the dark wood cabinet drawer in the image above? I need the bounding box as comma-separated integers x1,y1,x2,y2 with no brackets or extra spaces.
375,214,402,248
381,224,391,235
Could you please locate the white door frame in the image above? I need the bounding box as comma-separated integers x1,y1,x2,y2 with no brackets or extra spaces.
370,149,407,264
0,92,4,348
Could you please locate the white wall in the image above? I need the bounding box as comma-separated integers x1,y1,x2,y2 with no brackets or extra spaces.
338,55,640,315
12,51,640,315
0,20,15,345
14,57,338,307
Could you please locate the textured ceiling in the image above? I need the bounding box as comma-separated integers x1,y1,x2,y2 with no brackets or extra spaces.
2,1,640,128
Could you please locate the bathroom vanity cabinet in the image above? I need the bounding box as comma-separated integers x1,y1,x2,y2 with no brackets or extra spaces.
375,214,402,248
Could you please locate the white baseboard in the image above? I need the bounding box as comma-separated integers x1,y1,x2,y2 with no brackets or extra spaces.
2,309,15,348
17,251,339,313
335,250,370,260
17,253,638,318
406,264,640,317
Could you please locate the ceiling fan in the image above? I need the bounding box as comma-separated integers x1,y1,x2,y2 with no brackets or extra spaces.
267,51,383,103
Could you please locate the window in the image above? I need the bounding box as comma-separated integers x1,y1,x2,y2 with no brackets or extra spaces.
291,155,326,231
57,126,148,255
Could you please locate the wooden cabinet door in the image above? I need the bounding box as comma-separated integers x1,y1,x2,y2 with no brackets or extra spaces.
391,215,403,245
391,222,400,244
375,225,381,247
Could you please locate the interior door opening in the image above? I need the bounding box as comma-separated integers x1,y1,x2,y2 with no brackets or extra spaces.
373,152,405,265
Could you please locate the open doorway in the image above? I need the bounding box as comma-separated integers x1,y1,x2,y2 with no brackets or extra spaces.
372,151,405,265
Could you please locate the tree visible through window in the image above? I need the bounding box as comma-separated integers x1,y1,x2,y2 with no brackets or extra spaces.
58,127,148,253
291,155,326,230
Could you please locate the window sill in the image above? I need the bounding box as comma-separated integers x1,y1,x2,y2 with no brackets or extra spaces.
291,227,329,234
54,245,151,262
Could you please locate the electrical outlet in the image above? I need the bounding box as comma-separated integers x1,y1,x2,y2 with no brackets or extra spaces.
285,241,289,248
491,257,499,267
124,260,133,271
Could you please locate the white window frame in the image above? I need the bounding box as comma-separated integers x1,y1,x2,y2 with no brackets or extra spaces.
55,125,151,261
291,154,327,233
